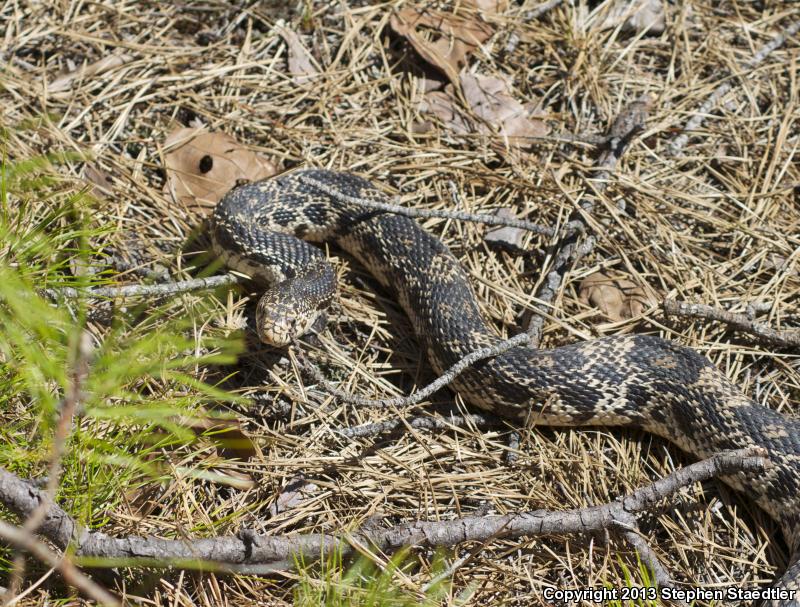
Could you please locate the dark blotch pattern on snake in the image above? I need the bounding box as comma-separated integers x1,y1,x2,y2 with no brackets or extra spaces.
212,169,800,604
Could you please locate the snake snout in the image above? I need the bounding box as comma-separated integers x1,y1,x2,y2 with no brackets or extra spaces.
254,259,336,347
254,287,318,346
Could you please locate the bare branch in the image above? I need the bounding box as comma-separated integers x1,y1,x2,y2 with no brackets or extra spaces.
613,515,674,590
667,19,800,158
524,0,564,20
526,95,652,346
0,448,766,596
46,274,241,300
294,332,533,409
516,132,608,146
505,430,521,465
0,471,81,551
663,299,800,348
27,331,93,531
526,235,597,346
3,331,94,604
337,411,498,439
0,520,118,606
296,174,561,238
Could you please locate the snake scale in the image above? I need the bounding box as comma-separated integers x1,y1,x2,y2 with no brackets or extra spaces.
212,168,800,605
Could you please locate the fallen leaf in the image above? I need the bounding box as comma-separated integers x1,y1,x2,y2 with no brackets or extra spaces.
463,0,509,13
608,94,654,143
597,0,665,35
181,414,257,461
390,6,493,85
163,128,277,213
417,88,473,134
578,271,654,321
767,254,789,272
599,93,654,166
83,163,115,198
418,76,548,143
417,76,445,93
49,53,133,94
460,72,549,144
269,475,320,517
124,480,167,519
210,470,256,489
279,26,320,85
485,208,526,248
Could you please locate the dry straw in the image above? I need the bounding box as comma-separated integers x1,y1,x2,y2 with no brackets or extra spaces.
1,0,798,604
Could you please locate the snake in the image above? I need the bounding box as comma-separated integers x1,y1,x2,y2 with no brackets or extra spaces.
211,168,800,605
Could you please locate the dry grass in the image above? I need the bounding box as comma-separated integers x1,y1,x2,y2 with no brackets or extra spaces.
1,0,799,605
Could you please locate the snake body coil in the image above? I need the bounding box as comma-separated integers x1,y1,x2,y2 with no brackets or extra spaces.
212,169,800,604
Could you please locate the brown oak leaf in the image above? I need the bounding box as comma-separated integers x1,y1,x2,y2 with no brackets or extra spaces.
390,7,493,85
579,271,654,322
279,26,320,85
163,128,276,214
459,72,549,144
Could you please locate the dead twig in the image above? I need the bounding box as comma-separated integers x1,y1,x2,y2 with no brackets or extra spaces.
294,332,534,409
296,173,562,237
25,331,92,530
337,411,498,439
0,520,118,606
2,331,94,604
46,274,241,300
524,0,565,21
0,448,767,600
667,19,800,157
612,515,673,589
505,430,521,465
526,96,652,345
663,299,800,348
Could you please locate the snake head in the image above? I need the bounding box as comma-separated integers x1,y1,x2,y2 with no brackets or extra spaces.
255,259,336,347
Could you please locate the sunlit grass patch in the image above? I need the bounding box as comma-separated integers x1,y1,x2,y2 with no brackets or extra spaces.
294,547,469,607
0,136,244,528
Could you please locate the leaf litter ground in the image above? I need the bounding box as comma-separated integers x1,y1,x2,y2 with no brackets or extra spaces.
1,1,799,605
